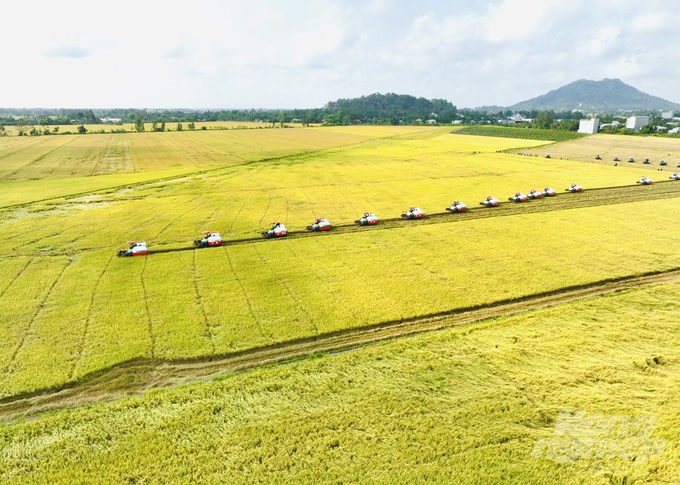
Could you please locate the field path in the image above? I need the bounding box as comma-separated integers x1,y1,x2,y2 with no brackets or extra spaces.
2,266,679,422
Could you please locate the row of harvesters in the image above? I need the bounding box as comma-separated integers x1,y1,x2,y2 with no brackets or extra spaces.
118,175,679,256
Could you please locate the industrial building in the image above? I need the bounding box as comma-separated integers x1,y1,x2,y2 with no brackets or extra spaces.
578,118,599,134
626,116,650,131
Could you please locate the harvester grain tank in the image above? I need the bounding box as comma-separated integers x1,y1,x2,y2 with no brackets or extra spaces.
118,241,149,257
479,196,499,208
566,183,583,193
541,187,557,197
194,231,222,248
355,212,379,226
527,190,543,199
637,177,653,185
402,207,424,220
262,222,288,238
445,201,467,213
508,192,529,202
306,218,332,232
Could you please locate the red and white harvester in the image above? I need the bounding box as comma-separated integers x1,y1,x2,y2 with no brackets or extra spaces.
636,176,653,185
669,173,680,180
508,192,529,202
527,189,544,199
355,212,379,226
118,241,149,257
541,187,557,197
262,222,288,239
307,218,332,232
479,196,500,208
194,231,223,248
402,207,424,220
565,183,583,193
446,201,467,213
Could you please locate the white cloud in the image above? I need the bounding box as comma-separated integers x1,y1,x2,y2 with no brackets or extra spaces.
0,0,678,109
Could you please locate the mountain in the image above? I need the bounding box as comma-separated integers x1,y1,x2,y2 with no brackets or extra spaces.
509,79,680,112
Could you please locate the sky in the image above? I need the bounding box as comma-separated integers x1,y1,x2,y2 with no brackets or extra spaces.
2,0,679,109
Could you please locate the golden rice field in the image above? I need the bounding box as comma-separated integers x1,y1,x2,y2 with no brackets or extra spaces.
515,133,680,170
1,126,679,483
1,280,678,484
0,129,679,399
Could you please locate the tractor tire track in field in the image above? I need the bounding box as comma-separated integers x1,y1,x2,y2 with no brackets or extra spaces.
2,258,73,377
0,259,32,300
2,267,680,421
223,246,272,343
192,249,216,356
140,256,156,361
69,254,115,379
252,244,319,336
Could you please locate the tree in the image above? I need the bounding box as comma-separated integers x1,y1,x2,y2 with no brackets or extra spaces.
152,121,158,131
177,122,183,131
535,110,555,129
188,121,195,130
135,118,145,132
77,125,87,134
0,125,6,137
160,121,166,132
278,111,286,127
53,126,59,133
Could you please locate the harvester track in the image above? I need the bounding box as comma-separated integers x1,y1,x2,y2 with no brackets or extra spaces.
148,180,680,254
2,267,679,422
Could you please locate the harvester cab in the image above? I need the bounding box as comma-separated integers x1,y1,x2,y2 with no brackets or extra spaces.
637,177,653,185
508,192,528,202
118,241,149,257
195,231,222,248
446,201,467,213
307,218,332,232
355,212,379,226
542,187,557,197
402,207,424,220
527,189,543,199
669,173,680,180
262,222,288,239
566,183,583,193
479,196,499,208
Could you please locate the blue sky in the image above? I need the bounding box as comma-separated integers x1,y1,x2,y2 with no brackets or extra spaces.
2,0,678,109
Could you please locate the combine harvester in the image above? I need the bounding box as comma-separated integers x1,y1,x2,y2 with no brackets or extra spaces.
542,187,557,197
670,173,680,180
355,212,379,226
566,183,583,193
194,231,222,248
262,222,288,239
479,196,500,208
527,189,544,199
306,218,332,232
637,177,653,185
402,207,424,220
508,192,529,203
445,201,467,213
118,241,149,257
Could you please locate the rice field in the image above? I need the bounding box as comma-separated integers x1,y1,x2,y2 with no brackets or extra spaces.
1,280,678,484
0,129,679,399
515,133,680,170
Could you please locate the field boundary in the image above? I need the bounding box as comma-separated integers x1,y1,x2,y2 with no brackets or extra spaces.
2,267,679,421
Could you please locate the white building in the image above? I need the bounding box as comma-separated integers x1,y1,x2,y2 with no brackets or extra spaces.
578,118,599,134
661,111,674,119
626,116,650,131
669,127,680,134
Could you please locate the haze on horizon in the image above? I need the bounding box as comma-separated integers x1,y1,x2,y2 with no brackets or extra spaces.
3,0,678,110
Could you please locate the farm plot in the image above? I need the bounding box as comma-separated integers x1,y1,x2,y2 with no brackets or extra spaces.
1,280,679,484
1,198,680,398
515,133,680,170
0,132,660,255
0,126,436,182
